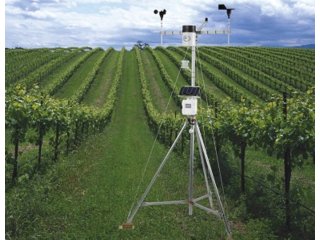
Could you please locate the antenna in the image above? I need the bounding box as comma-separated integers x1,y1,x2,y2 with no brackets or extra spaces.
218,4,235,46
121,17,232,238
154,9,167,45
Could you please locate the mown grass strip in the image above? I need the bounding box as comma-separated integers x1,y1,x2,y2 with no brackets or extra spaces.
70,51,107,102
42,50,96,95
153,48,188,89
82,49,119,107
140,49,179,113
54,49,105,99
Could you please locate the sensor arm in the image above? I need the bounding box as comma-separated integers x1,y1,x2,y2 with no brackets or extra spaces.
197,18,208,32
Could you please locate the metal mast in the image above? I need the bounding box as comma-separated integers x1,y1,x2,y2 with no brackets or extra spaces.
154,9,167,45
218,4,235,46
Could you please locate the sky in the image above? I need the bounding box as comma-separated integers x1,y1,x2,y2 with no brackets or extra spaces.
4,0,315,48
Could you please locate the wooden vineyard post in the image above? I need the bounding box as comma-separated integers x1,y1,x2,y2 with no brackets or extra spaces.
12,130,19,183
53,123,60,162
37,122,44,166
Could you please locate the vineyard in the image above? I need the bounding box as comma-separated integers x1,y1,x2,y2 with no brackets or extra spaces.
5,46,314,239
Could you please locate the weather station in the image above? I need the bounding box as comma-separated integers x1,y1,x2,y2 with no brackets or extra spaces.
121,5,233,239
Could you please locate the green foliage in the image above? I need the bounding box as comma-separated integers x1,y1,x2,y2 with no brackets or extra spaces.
159,46,226,103
5,47,314,239
233,218,277,240
5,60,125,180
146,47,181,105
6,49,63,86
209,90,314,162
197,48,276,101
203,47,312,91
44,48,98,95
70,50,107,102
169,47,246,102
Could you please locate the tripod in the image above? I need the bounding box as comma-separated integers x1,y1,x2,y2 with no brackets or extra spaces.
121,116,231,236
121,22,232,237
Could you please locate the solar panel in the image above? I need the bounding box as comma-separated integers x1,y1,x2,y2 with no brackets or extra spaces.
179,86,201,96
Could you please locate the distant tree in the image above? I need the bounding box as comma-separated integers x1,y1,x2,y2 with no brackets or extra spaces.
134,41,149,50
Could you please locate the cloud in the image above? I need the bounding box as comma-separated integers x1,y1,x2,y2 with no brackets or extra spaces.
5,0,315,48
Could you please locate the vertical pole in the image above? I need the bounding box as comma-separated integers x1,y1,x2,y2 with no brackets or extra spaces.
283,92,287,118
38,123,44,166
188,124,195,215
161,20,163,45
189,34,196,214
191,45,196,86
240,141,246,193
53,123,60,162
227,18,231,46
12,132,19,183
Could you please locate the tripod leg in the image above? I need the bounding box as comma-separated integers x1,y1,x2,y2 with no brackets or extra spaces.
126,120,188,224
188,124,195,215
195,123,232,236
195,131,213,209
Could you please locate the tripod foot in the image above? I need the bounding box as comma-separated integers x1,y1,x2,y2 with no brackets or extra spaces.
119,223,135,230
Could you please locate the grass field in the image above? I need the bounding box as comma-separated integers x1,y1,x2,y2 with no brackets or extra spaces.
5,47,314,239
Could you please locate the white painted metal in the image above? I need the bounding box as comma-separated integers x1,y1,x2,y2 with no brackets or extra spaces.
228,18,231,46
188,124,195,215
163,30,229,36
191,46,196,86
193,194,209,203
193,202,220,217
182,98,197,116
199,30,229,35
196,133,214,209
181,60,190,69
161,20,163,45
182,32,197,46
163,31,182,35
195,123,231,235
142,200,186,206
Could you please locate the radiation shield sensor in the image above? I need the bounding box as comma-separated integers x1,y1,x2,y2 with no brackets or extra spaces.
182,25,197,46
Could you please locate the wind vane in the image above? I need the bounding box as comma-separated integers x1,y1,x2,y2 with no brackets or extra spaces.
218,4,235,46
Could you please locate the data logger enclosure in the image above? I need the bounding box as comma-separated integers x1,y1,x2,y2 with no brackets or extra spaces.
182,98,197,116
